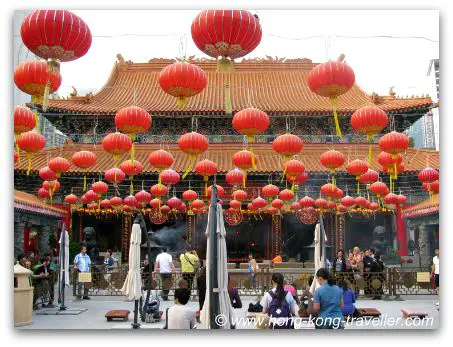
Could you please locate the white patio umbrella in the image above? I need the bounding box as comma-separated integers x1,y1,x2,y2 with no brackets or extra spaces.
310,217,327,294
200,203,235,329
58,227,70,288
121,223,142,301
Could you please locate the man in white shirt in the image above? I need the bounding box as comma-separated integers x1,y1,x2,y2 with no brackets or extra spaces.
154,247,175,301
432,247,439,306
166,288,196,329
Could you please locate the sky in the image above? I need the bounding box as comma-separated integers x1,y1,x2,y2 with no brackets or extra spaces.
14,9,439,99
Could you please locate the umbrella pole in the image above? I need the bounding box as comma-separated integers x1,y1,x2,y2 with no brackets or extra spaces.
59,225,67,311
209,179,220,329
132,299,140,329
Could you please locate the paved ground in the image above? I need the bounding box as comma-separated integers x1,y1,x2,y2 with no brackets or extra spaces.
17,286,439,330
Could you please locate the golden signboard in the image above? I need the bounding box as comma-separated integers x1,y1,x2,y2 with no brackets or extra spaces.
78,272,92,283
416,272,431,283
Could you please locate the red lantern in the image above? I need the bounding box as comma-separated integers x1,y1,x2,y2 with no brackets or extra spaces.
252,196,267,209
320,149,345,189
315,198,328,210
14,151,18,165
299,196,315,208
159,62,208,108
16,131,46,175
230,200,242,210
148,149,174,170
369,202,379,211
104,168,126,185
195,159,218,195
85,189,98,202
320,183,336,198
160,168,181,187
39,166,57,181
207,185,225,199
247,203,256,212
327,201,337,210
279,189,294,202
160,205,171,215
48,156,70,179
151,184,168,198
370,182,389,199
347,159,369,194
341,195,355,208
290,202,301,211
150,198,161,209
359,169,379,185
135,190,152,205
38,187,50,199
232,107,270,144
64,194,78,206
123,205,132,213
271,199,284,210
337,204,348,214
384,193,399,205
267,207,279,215
261,184,279,200
14,106,36,161
178,202,187,213
332,187,344,200
284,159,305,190
43,180,60,192
287,172,309,188
124,195,138,208
81,195,90,205
110,196,123,208
350,106,389,164
192,199,205,210
115,106,152,163
397,194,407,205
232,150,257,186
72,150,97,191
418,167,439,184
100,199,111,209
355,196,368,208
119,160,143,195
102,132,132,167
178,131,209,179
272,134,303,162
425,180,440,195
378,131,409,179
226,168,244,187
182,189,198,202
167,197,182,210
232,189,248,202
307,57,355,137
92,181,109,201
87,202,98,210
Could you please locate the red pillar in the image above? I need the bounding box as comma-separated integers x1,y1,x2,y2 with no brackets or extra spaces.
23,227,30,254
396,206,408,256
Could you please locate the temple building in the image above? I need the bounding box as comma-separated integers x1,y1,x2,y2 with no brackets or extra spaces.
14,56,439,263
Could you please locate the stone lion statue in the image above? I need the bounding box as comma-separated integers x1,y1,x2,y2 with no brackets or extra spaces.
82,226,99,264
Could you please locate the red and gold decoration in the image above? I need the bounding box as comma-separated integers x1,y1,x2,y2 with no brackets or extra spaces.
148,149,174,185
38,187,50,200
286,171,308,191
72,150,97,191
110,196,123,209
418,167,439,201
104,167,126,186
39,166,57,181
100,199,111,209
115,106,152,163
182,189,198,215
124,195,139,208
224,208,243,226
207,185,225,199
92,181,109,208
261,184,280,204
232,149,256,186
299,196,315,208
178,131,209,179
194,159,218,196
320,149,345,189
378,131,409,180
307,56,355,137
135,190,152,207
297,207,318,225
14,106,36,162
16,131,46,175
283,159,305,190
160,168,181,188
48,156,70,181
346,159,368,194
167,196,183,211
252,196,267,210
159,62,208,109
350,106,389,164
226,168,245,188
273,134,303,174
43,180,60,204
102,132,132,167
150,184,168,199
119,159,143,195
64,194,79,208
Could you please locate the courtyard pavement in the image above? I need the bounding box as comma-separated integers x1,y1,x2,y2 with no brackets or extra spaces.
17,286,439,330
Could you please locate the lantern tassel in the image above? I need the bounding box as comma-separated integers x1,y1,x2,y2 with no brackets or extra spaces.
34,110,40,134
242,171,247,188
390,175,393,193
204,177,208,198
42,80,51,112
368,145,373,167
224,80,232,115
15,139,21,164
329,96,342,138
177,97,188,109
250,145,257,170
393,161,398,180
182,154,196,180
130,177,134,195
83,172,87,192
356,178,360,195
26,153,33,175
291,181,295,192
280,164,287,183
131,142,135,165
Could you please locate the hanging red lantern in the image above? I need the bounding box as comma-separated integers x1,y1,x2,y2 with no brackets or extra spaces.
87,202,98,210
159,62,208,109
272,134,303,169
192,199,205,210
124,195,138,208
178,131,209,179
337,204,348,214
332,187,344,200
160,205,171,215
327,201,337,210
43,180,60,192
383,193,399,205
135,190,152,206
160,168,181,187
226,168,245,187
195,159,218,195
92,181,109,208
347,159,368,194
350,106,389,164
232,149,257,187
48,156,70,180
279,189,295,202
123,205,132,213
167,197,182,210
418,167,439,184
178,202,187,213
355,196,368,208
320,183,336,199
252,196,267,210
119,159,143,195
247,203,256,212
369,202,379,211
424,180,439,195
307,56,355,137
359,169,379,185
85,189,98,202
104,168,126,185
383,163,405,177
151,184,168,198
232,107,270,145
16,131,46,175
232,189,248,202
397,194,407,205
370,181,389,199
315,198,328,210
286,171,309,190
320,149,345,189
261,184,280,201
39,166,57,181
341,195,355,208
64,194,78,206
14,60,62,115
148,149,174,170
299,196,315,208
207,185,225,199
72,150,97,191
102,132,132,167
110,196,123,208
267,207,280,215
81,195,90,205
100,199,111,209
115,106,152,163
150,198,161,209
230,200,242,210
290,202,301,211
378,131,409,180
271,199,284,210
37,187,50,199
284,159,305,191
14,106,36,163
182,189,198,202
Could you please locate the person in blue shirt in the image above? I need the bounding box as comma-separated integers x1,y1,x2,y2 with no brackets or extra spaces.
338,279,359,318
103,249,115,273
73,245,91,300
312,268,344,329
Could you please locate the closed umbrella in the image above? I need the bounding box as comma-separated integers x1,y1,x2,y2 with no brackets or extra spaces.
200,203,235,329
310,217,327,294
58,225,69,310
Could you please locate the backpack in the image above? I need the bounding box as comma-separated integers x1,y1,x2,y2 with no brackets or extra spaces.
267,290,293,329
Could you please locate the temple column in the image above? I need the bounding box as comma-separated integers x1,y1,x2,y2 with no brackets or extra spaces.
396,206,408,256
271,215,282,258
418,224,431,268
14,217,26,259
40,224,52,256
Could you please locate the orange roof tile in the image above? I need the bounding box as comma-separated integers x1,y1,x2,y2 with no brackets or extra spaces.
403,194,439,218
14,189,68,217
14,143,439,175
46,57,432,115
